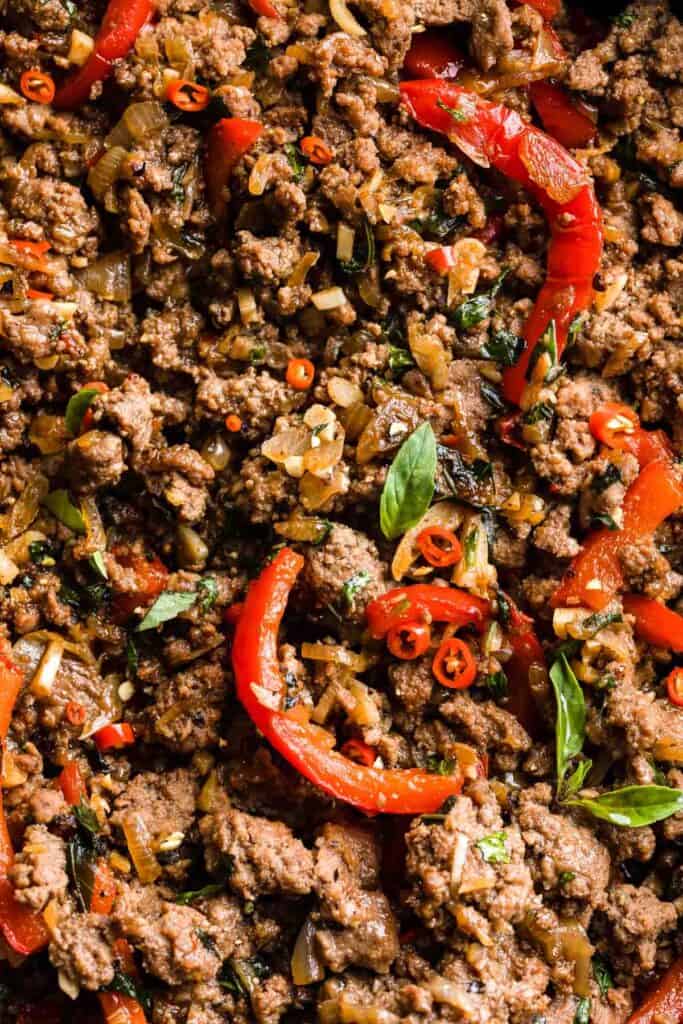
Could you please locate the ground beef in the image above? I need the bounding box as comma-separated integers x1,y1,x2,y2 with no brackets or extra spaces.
49,908,116,991
146,660,228,753
111,768,198,848
302,524,387,624
8,824,68,910
604,884,678,974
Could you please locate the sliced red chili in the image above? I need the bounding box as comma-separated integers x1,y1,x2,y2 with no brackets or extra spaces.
248,0,281,15
387,620,431,660
424,246,457,275
366,584,489,640
166,79,210,112
20,70,55,104
665,668,683,709
300,136,333,166
432,637,477,689
530,81,597,149
286,358,315,390
417,527,463,568
93,722,135,751
623,594,683,654
589,402,671,467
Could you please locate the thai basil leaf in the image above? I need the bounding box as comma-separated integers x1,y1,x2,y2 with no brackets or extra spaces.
66,834,95,913
591,464,621,493
485,669,508,700
89,551,108,579
475,831,510,864
380,423,437,540
593,955,613,998
388,344,415,375
426,756,457,776
568,785,683,827
549,654,586,791
574,997,591,1024
284,143,305,183
452,270,508,331
65,388,100,435
75,801,100,835
43,490,85,533
481,328,524,366
137,591,198,631
563,758,593,799
342,570,371,607
108,971,151,1016
175,882,225,906
197,576,218,611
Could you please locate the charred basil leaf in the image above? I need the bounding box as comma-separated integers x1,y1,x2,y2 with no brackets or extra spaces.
522,402,554,426
137,591,198,632
408,187,461,240
452,270,508,331
481,328,523,366
75,801,100,835
67,834,95,913
436,447,494,508
475,831,510,864
388,344,415,375
591,464,621,493
29,540,56,566
339,218,375,274
380,423,437,540
108,971,151,1015
549,654,586,793
593,955,613,998
582,608,622,634
65,388,100,435
568,785,683,827
485,669,508,700
43,490,85,534
590,512,619,531
480,381,505,413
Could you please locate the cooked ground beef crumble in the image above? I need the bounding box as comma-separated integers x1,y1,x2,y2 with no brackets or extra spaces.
0,0,681,1021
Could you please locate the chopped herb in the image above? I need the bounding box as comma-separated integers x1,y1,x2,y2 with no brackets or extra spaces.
426,756,456,776
89,551,108,579
476,831,510,864
590,513,619,531
339,218,376,275
380,423,437,540
75,801,100,835
244,36,270,74
582,608,622,634
137,590,198,631
171,162,189,203
284,143,305,183
452,271,508,331
497,591,511,628
522,402,554,425
593,955,613,998
464,527,479,568
408,188,461,240
559,870,576,885
219,957,270,998
527,320,562,382
108,972,151,1016
29,540,55,567
43,490,85,534
481,328,524,366
591,464,621,493
126,636,138,677
59,583,82,608
485,669,508,700
480,381,505,413
613,11,635,27
65,387,101,435
567,313,584,348
243,900,255,915
596,673,617,691
175,882,225,906
342,570,372,608
388,344,415,375
197,576,219,612
250,345,266,364
436,98,469,123
574,997,591,1024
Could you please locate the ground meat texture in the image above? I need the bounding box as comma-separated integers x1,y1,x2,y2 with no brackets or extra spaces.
440,693,532,771
196,367,305,441
6,175,100,257
8,824,68,910
302,524,387,624
313,822,399,974
49,908,116,991
111,768,198,848
134,443,215,522
147,660,228,753
605,884,678,974
66,430,126,494
201,805,314,899
605,680,683,758
518,787,611,907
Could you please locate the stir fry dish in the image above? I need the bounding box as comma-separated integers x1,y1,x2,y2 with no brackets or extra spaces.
0,0,681,1020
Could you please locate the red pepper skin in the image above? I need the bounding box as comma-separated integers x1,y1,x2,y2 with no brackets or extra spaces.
500,594,545,737
403,31,464,79
626,955,683,1024
58,761,86,806
54,0,154,110
552,460,683,611
589,403,671,467
530,81,597,148
399,80,602,406
232,549,465,814
424,246,458,275
94,722,135,751
205,118,263,218
622,595,683,654
524,0,560,16
366,584,489,640
110,549,168,623
248,0,281,16
99,992,148,1024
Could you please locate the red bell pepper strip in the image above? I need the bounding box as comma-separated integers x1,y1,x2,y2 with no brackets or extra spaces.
93,722,135,751
530,81,597,149
248,0,281,16
366,583,489,640
626,955,683,1024
54,0,154,110
58,761,86,806
552,460,683,611
589,402,672,467
99,992,148,1024
499,593,545,737
523,0,560,17
403,31,464,79
0,649,50,955
232,549,465,814
425,246,459,275
622,595,683,654
205,118,263,218
399,80,603,405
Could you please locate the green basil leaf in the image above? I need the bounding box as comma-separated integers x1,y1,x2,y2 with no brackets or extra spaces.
197,576,218,612
380,422,437,540
481,328,523,367
284,143,305,183
568,785,683,827
593,955,613,998
582,608,622,634
65,388,100,435
563,758,593,799
549,654,586,790
452,271,508,331
89,551,108,579
75,801,100,835
137,591,198,632
485,669,508,700
175,882,225,906
574,997,591,1024
388,344,415,375
475,831,510,864
43,490,85,534
66,834,95,913
342,570,371,607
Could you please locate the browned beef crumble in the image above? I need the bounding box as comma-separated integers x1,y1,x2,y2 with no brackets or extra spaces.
0,0,681,1022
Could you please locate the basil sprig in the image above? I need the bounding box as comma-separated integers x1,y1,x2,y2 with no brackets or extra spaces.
137,591,198,632
568,786,683,827
65,387,101,435
550,654,586,792
380,422,437,540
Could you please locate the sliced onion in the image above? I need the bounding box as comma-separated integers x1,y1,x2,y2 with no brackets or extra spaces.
336,224,355,263
28,414,69,455
348,680,380,727
328,377,363,408
106,102,168,149
312,286,347,311
275,514,331,544
31,639,64,698
428,978,475,1014
0,549,19,585
337,401,372,442
164,36,193,72
301,642,371,674
0,472,48,541
452,513,497,598
329,0,366,36
122,814,162,884
248,154,274,197
68,29,94,66
0,84,24,106
87,146,127,200
262,427,310,465
81,496,106,551
408,319,450,392
237,287,258,324
201,435,231,472
303,435,344,478
78,252,131,302
291,917,325,985
391,501,464,581
288,252,319,287
300,466,349,510
652,740,683,765
449,831,470,895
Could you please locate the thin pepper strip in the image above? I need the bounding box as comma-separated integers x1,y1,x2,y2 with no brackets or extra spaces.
626,955,683,1024
0,649,50,956
232,548,465,814
366,583,489,639
589,402,671,467
54,0,154,110
205,118,263,218
500,593,545,738
99,992,148,1024
552,459,683,612
399,80,603,404
622,595,683,654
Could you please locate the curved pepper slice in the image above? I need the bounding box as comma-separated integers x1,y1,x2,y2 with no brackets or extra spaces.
403,31,464,79
99,992,148,1023
54,0,154,110
399,80,603,405
365,583,489,639
589,402,672,467
626,955,683,1024
205,118,263,218
552,459,683,612
500,594,545,738
622,595,683,654
232,549,465,814
0,649,50,955
530,81,597,149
